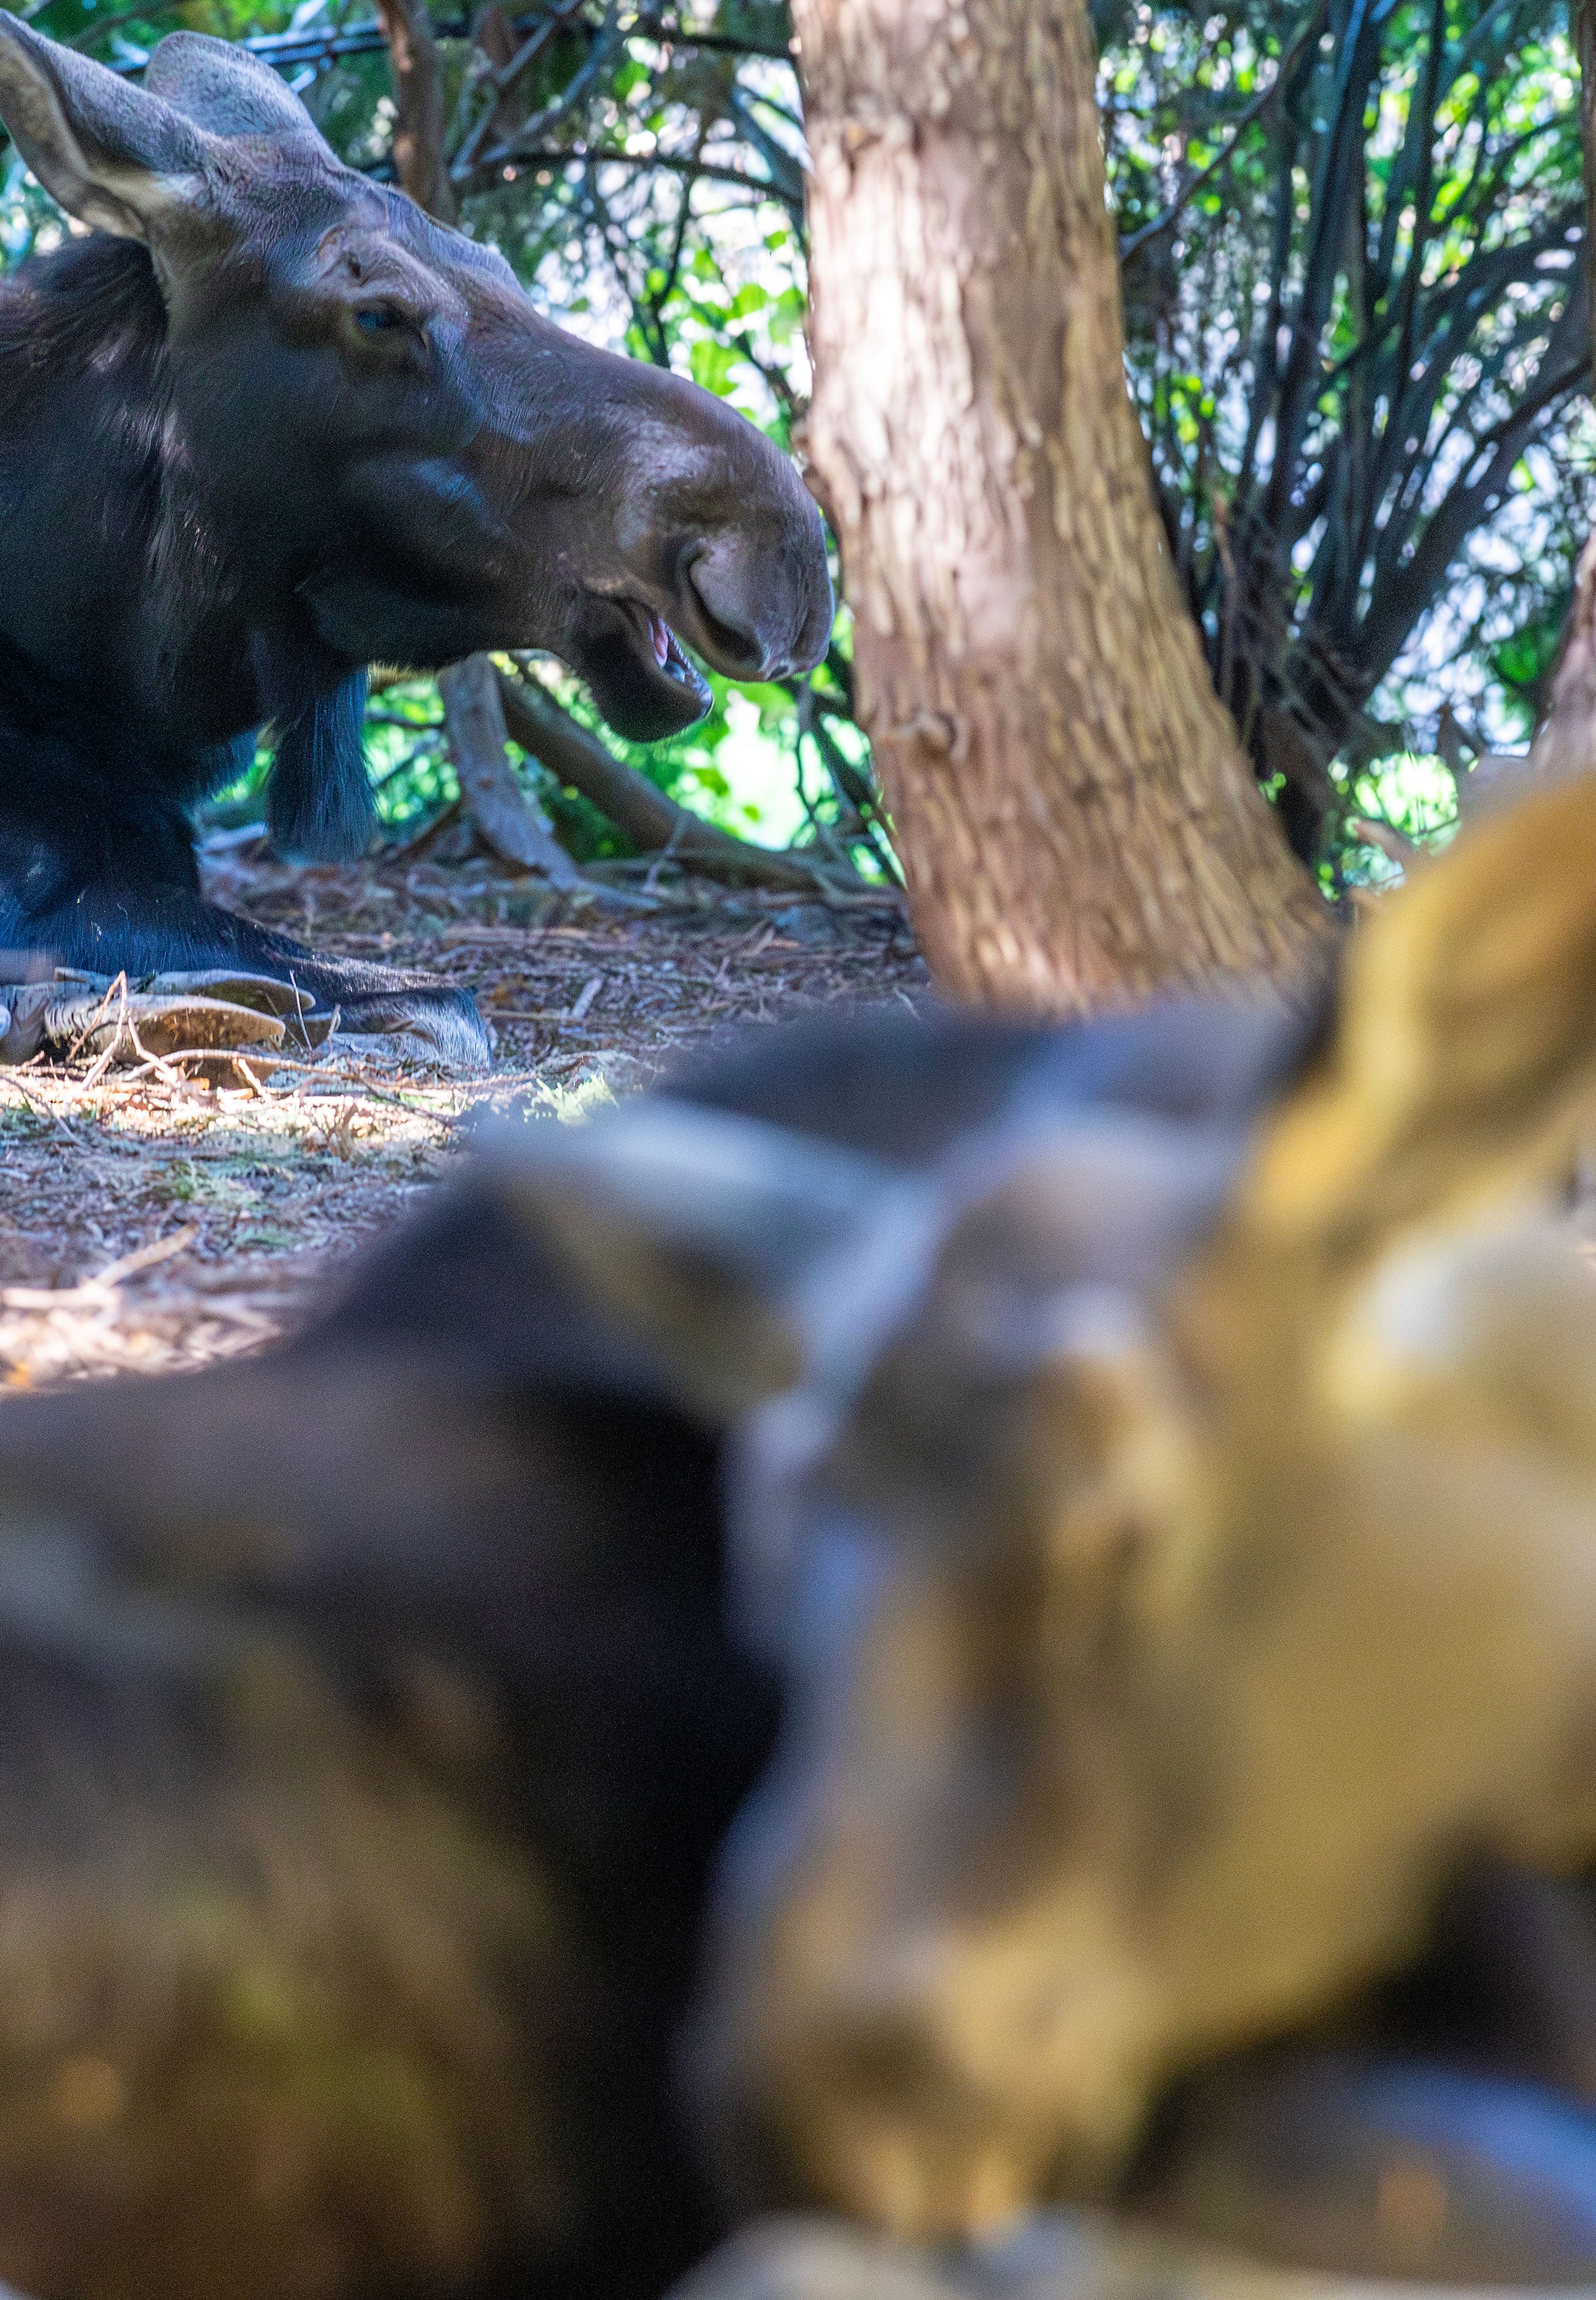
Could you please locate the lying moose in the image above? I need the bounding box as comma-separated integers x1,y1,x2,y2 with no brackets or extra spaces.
502,773,1596,2283
0,14,830,1065
5,778,1596,2295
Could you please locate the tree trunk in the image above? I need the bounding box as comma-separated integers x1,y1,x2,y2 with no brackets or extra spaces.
374,0,458,224
791,0,1332,1011
1512,0,1596,803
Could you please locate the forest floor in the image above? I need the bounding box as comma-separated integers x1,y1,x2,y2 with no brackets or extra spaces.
0,832,925,1391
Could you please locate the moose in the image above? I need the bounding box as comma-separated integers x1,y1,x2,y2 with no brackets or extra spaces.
7,815,1596,2293
481,777,1596,2282
0,1132,780,2300
0,13,831,1065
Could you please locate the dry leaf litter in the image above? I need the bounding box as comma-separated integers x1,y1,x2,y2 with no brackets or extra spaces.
0,832,925,1391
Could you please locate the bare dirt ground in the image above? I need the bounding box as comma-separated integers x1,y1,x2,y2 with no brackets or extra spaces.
0,835,925,1391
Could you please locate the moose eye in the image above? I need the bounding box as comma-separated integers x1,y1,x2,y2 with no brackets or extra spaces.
354,305,406,335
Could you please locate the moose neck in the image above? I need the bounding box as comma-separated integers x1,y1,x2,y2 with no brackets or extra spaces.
0,235,338,778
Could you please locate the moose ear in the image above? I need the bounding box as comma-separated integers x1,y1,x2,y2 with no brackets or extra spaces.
486,1101,913,1421
143,31,324,145
1244,772,1596,1251
0,11,212,241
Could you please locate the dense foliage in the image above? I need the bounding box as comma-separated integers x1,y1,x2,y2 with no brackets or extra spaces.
1103,0,1590,878
0,0,1588,886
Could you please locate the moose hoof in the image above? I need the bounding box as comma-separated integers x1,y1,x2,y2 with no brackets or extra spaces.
0,972,330,1069
332,990,494,1074
0,970,490,1074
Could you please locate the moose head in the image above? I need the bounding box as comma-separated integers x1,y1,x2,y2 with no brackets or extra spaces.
483,776,1596,2242
0,12,832,746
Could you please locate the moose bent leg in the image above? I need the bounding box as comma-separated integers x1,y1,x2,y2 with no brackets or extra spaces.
0,805,492,1070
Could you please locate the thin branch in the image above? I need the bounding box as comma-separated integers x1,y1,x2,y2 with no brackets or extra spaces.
453,2,626,188
497,667,865,893
724,87,806,207
451,0,591,179
62,0,186,51
637,118,707,359
1119,0,1328,260
468,140,799,207
629,11,795,59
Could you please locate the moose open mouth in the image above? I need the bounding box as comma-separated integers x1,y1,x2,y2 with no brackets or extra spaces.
572,594,714,744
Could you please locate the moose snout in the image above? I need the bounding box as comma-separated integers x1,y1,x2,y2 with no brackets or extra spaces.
559,357,832,718
695,1963,1128,2243
690,1776,1165,2239
696,2001,1049,2238
676,529,833,684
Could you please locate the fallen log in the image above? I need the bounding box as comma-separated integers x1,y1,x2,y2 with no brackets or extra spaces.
494,669,861,899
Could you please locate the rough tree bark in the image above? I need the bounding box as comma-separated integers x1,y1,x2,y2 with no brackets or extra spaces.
790,0,1332,1011
374,0,458,223
1509,0,1596,799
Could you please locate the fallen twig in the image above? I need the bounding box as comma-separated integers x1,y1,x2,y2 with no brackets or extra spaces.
1,1223,198,1309
1348,815,1427,873
0,1068,85,1143
496,668,866,897
70,971,132,1091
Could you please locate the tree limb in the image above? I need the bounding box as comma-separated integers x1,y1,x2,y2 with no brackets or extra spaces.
1118,0,1328,261
450,0,591,179
374,0,458,222
453,3,626,189
496,669,862,895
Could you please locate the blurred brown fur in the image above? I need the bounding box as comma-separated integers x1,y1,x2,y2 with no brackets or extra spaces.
15,780,1596,2291
645,779,1596,2248
0,1181,775,2300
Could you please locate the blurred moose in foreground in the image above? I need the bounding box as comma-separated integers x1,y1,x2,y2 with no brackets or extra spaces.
3,781,1596,2295
0,12,830,1067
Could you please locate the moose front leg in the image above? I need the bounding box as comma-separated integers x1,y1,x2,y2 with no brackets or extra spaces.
0,824,493,1071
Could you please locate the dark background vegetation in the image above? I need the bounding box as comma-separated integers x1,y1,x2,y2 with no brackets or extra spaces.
0,0,1586,890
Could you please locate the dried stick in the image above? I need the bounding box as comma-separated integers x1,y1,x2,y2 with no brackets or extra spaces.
496,667,862,896
1,1224,198,1310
